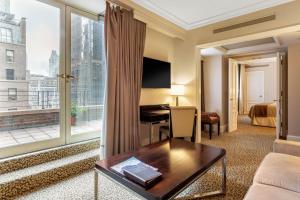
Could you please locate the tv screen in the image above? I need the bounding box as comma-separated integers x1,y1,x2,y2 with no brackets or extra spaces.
142,57,171,88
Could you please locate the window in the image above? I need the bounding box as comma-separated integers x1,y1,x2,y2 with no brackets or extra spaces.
6,50,14,63
8,88,17,101
6,69,14,80
0,28,12,43
0,0,105,159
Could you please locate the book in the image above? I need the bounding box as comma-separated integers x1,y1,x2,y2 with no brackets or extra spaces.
110,157,158,175
110,157,162,188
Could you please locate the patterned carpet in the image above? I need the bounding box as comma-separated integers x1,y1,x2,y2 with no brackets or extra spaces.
179,115,276,200
19,116,276,200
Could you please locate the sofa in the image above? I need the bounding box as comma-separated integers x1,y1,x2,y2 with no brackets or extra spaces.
244,139,300,200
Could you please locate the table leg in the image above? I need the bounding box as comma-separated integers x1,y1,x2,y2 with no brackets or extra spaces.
94,169,99,200
209,124,212,140
178,156,226,199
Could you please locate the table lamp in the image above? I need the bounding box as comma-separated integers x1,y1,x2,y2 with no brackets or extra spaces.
171,84,185,106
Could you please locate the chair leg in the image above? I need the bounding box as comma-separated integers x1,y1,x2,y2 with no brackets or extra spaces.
159,131,162,141
218,121,220,136
191,135,195,143
209,124,212,140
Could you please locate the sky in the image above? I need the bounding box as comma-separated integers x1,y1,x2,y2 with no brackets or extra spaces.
10,0,60,76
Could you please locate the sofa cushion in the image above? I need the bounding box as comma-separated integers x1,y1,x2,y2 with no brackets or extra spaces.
253,152,300,193
244,183,300,200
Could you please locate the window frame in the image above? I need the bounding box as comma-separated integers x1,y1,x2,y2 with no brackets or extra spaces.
65,6,103,144
6,49,14,63
8,88,17,101
0,0,104,159
0,27,12,43
0,0,66,159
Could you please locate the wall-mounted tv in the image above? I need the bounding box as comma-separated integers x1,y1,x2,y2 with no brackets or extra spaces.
142,57,171,88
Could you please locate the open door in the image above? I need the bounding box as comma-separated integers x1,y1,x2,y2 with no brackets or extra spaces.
228,58,239,132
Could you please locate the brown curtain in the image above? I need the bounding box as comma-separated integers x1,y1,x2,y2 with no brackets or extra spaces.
103,2,146,158
201,60,205,112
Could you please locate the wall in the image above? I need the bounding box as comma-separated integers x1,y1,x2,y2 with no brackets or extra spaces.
140,28,176,145
202,55,228,132
140,28,175,106
287,43,300,139
245,62,278,108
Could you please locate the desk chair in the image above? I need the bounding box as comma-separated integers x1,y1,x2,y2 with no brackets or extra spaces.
159,106,197,142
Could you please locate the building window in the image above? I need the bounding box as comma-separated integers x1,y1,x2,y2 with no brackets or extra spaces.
8,88,17,101
6,50,14,63
0,28,12,43
6,69,14,80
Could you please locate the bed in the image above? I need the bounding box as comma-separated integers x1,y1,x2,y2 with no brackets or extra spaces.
248,103,277,127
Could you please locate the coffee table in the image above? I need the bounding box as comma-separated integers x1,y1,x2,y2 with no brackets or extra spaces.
94,139,226,200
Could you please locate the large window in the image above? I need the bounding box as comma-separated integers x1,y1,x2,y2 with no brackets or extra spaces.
69,12,105,141
0,0,105,158
0,28,12,43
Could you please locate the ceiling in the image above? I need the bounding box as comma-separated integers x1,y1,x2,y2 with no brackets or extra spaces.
201,30,300,56
57,0,293,30
57,0,105,14
238,57,277,65
222,37,276,50
133,0,293,30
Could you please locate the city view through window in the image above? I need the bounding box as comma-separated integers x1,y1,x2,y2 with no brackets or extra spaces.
0,0,105,155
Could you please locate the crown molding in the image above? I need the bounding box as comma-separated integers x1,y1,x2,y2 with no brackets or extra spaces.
133,0,294,30
119,0,187,39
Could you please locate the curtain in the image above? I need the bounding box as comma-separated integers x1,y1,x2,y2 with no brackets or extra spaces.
201,60,205,112
101,2,146,158
239,64,247,114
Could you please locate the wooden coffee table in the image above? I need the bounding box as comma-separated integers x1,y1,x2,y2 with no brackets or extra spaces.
94,139,226,200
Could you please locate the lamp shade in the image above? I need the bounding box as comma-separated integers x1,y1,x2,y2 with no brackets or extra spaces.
171,84,185,96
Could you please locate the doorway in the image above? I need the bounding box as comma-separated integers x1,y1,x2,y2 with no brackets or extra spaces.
228,55,280,138
198,29,295,140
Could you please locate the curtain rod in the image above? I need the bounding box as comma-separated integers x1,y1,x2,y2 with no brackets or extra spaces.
99,0,133,18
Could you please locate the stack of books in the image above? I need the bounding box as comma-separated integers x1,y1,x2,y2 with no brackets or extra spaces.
111,157,162,188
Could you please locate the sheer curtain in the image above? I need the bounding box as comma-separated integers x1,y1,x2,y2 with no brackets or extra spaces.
100,2,146,159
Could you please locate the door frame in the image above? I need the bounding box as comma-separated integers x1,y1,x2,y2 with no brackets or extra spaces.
228,58,239,132
197,25,298,138
65,6,102,144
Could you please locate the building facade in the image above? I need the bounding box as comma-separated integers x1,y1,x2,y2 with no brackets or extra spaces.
0,0,29,111
49,50,59,78
71,15,105,107
28,73,59,109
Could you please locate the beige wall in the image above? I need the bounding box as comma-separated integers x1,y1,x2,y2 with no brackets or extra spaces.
288,44,300,138
202,56,228,131
140,28,175,106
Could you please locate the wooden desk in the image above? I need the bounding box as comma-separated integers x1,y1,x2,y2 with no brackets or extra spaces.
94,139,226,200
140,105,170,144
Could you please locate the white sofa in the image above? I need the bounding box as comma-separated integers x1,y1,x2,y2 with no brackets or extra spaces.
244,139,300,200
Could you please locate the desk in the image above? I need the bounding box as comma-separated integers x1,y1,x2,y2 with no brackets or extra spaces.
94,139,226,200
140,105,170,144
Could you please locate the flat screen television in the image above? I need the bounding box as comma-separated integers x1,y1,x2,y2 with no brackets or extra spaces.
142,57,171,88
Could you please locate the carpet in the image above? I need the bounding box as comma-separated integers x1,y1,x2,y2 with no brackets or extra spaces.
18,116,275,200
